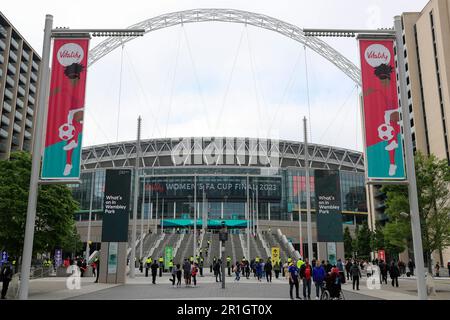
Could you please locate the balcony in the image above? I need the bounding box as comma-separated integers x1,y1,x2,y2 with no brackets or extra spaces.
19,73,27,84
26,107,34,117
11,135,20,146
10,37,19,50
9,50,17,62
3,101,12,113
24,130,31,139
0,128,8,139
22,50,30,61
20,62,28,73
29,83,36,93
17,86,26,97
30,72,38,82
15,111,23,121
1,115,10,126
25,119,32,128
13,123,21,133
6,75,15,87
0,39,5,51
16,98,24,109
32,60,39,71
7,63,16,74
4,88,13,100
28,95,35,105
0,53,4,64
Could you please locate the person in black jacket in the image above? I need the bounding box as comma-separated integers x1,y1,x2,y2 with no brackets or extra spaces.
1,261,13,299
345,259,352,280
150,260,159,284
94,257,100,283
350,261,361,290
389,261,400,287
264,259,273,282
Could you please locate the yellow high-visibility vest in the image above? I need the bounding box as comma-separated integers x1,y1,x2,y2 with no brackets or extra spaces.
158,257,163,263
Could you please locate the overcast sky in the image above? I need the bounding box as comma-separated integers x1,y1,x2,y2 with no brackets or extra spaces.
2,0,428,151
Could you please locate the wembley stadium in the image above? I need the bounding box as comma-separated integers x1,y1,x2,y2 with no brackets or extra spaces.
72,137,368,264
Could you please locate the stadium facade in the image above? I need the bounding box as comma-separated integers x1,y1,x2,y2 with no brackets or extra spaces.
72,137,368,260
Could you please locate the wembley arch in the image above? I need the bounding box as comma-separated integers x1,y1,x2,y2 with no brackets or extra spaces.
87,8,361,84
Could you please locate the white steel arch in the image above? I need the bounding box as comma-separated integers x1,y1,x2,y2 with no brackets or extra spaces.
88,8,361,84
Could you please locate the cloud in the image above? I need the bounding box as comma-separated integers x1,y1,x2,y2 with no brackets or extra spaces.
3,0,429,151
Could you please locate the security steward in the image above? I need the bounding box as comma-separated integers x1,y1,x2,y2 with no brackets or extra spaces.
145,257,152,277
158,256,164,277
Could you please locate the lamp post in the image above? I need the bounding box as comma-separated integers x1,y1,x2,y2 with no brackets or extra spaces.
18,16,145,299
303,24,427,300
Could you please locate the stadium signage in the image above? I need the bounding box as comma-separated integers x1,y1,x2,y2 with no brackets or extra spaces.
102,169,131,242
314,170,343,242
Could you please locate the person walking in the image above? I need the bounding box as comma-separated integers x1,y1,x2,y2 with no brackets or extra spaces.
273,260,281,279
351,261,361,290
150,260,159,284
211,257,216,273
345,259,352,281
170,264,177,286
1,261,13,299
435,263,440,277
265,259,273,282
336,259,345,284
176,264,182,287
300,258,312,300
213,259,221,282
408,259,415,276
192,263,198,286
94,256,100,283
234,261,241,281
227,256,232,277
447,261,450,277
199,256,204,277
379,260,388,284
389,261,400,287
183,259,191,287
245,260,250,279
255,260,263,282
288,260,301,300
312,261,326,299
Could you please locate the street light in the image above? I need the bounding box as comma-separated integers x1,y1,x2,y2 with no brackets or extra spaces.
19,14,147,299
303,23,427,300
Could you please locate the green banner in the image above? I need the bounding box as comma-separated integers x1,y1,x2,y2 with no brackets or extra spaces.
164,246,173,269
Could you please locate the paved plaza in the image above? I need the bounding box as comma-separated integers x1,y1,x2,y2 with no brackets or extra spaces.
17,270,450,301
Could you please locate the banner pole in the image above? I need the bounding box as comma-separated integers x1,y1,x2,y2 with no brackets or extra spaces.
394,16,427,300
19,14,53,300
304,117,313,260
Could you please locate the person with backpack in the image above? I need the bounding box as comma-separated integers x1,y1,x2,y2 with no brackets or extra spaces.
299,258,312,299
312,261,326,299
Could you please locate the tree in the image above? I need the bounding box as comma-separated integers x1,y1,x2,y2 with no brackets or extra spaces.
343,226,353,258
354,223,372,260
0,151,80,258
382,152,450,271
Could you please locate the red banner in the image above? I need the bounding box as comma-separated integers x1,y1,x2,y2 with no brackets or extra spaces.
42,38,89,179
359,39,405,180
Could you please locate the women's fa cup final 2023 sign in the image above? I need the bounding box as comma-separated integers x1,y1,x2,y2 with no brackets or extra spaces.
359,39,406,180
41,38,90,180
